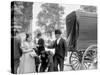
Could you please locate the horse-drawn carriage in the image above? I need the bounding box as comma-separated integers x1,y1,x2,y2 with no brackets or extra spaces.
66,10,97,70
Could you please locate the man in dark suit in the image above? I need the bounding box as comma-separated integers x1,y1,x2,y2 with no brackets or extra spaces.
47,29,67,71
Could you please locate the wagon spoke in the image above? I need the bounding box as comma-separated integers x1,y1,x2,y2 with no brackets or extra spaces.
72,60,79,65
83,63,88,69
83,61,90,69
75,63,80,70
71,60,78,64
73,62,80,70
71,60,81,70
71,58,78,62
71,56,78,59
78,64,82,70
78,64,81,70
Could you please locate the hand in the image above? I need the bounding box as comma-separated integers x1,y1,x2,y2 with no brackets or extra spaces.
30,51,36,57
36,44,39,47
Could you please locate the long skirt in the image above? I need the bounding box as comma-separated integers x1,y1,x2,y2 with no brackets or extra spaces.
18,52,36,74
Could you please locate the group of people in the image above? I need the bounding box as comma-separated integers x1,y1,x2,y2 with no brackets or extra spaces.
12,29,67,74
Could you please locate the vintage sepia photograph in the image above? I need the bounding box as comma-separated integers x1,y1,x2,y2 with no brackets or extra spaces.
11,1,97,74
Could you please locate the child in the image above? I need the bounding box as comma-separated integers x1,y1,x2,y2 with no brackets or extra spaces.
40,51,54,72
40,51,48,72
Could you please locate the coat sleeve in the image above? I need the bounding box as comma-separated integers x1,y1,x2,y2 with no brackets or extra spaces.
63,39,68,56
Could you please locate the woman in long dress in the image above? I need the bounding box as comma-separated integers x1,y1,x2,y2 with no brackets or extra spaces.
18,33,37,74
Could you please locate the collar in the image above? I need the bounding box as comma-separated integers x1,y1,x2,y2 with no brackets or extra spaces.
57,37,61,44
57,37,61,41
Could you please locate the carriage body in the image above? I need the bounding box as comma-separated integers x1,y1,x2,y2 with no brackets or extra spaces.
76,10,97,50
66,10,97,70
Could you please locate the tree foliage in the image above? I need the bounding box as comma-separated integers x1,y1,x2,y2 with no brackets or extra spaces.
37,3,64,33
11,1,33,33
80,5,96,12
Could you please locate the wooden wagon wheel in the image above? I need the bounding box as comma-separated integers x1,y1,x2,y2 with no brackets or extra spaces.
82,44,97,70
69,50,83,70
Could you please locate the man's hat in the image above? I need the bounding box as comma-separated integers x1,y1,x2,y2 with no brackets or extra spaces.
55,29,62,34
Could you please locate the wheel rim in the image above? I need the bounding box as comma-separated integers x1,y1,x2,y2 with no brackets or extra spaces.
82,44,97,70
